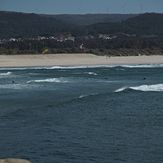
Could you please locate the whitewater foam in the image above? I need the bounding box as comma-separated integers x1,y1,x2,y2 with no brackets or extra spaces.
49,64,163,69
120,64,163,68
0,64,163,70
27,78,68,83
115,87,127,93
78,93,98,99
0,84,32,90
0,72,12,76
86,72,98,75
115,84,163,92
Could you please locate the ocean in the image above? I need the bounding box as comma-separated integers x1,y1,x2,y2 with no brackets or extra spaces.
0,65,163,163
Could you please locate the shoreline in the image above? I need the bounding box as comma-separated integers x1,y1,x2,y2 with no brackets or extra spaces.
0,54,163,68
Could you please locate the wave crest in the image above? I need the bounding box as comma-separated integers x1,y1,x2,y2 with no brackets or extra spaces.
0,64,163,71
27,78,67,83
0,72,12,76
86,72,98,75
120,64,163,68
78,93,99,99
115,84,163,92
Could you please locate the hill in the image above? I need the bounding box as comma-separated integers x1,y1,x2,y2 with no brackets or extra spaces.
0,11,73,38
87,13,163,36
0,11,136,38
1,11,163,55
124,13,163,35
44,14,136,25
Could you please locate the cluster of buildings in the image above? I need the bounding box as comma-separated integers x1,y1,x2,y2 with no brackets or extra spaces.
0,34,76,44
36,34,75,42
0,32,140,45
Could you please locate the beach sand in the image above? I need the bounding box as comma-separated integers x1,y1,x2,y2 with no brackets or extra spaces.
0,54,163,67
0,158,31,163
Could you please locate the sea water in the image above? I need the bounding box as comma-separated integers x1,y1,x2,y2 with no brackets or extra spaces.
0,65,163,163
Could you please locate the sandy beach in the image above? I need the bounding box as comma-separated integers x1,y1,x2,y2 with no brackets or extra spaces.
0,54,163,67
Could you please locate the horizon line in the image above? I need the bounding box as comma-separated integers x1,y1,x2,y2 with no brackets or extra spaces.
0,10,163,15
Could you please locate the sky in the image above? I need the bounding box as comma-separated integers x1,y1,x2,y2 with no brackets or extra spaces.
0,0,163,14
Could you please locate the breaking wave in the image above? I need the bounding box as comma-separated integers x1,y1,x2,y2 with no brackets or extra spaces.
0,64,163,71
48,64,163,69
47,64,163,69
120,64,163,68
78,93,99,99
47,65,106,69
115,87,128,92
0,84,35,90
115,84,163,92
0,72,12,76
27,78,68,83
85,72,98,75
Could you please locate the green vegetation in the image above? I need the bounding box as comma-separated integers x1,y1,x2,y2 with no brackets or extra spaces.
0,11,163,55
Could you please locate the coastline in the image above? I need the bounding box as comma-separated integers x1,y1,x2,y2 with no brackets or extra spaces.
0,54,163,68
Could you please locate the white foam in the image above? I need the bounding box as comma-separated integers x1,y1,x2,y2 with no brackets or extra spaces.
0,67,29,70
48,65,99,69
120,64,163,68
115,84,163,92
78,93,98,99
49,64,163,69
0,64,163,70
130,84,163,92
0,72,12,76
114,87,127,92
79,95,87,99
0,84,32,89
86,72,98,75
27,78,67,83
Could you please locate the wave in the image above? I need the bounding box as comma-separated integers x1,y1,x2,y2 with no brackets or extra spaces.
47,65,105,69
115,87,128,92
0,67,30,70
27,78,68,83
115,84,163,92
78,93,99,99
0,65,104,70
49,64,163,69
0,72,12,76
85,72,98,75
0,84,32,90
120,64,163,68
0,64,163,71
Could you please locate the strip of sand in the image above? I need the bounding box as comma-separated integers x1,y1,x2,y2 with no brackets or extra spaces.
0,54,163,67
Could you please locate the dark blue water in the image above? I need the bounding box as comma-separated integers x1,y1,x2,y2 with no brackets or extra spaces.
0,65,163,163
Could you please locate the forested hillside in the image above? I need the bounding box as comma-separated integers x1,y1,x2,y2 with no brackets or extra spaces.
0,11,137,38
0,11,74,38
88,13,163,36
0,11,163,55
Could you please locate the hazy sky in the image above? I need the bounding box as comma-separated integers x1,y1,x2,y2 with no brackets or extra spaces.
0,0,163,14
